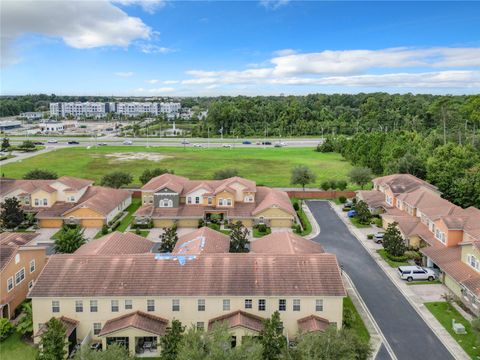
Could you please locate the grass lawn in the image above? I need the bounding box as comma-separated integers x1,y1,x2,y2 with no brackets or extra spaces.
343,297,370,343
253,227,272,238
425,302,480,359
406,280,442,286
349,216,371,229
116,198,142,232
1,146,355,188
129,230,150,237
0,332,38,360
376,249,410,268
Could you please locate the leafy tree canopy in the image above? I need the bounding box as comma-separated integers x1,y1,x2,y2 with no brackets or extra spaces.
100,171,133,189
23,169,58,180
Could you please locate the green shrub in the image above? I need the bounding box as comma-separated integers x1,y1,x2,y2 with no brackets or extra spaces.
293,202,300,211
386,252,408,263
257,224,267,233
148,220,154,229
135,228,141,235
320,181,331,191
198,219,205,228
111,221,121,231
101,224,109,235
404,250,421,261
337,180,348,191
338,196,347,204
0,318,13,341
367,234,373,239
342,207,350,212
373,218,382,227
329,180,338,190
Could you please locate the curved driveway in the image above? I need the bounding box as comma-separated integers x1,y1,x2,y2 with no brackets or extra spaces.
306,201,454,360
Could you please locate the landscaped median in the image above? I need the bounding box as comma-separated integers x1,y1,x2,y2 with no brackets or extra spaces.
425,302,480,359
291,198,312,236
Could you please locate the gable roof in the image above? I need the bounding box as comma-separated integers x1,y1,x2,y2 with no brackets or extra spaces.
29,252,346,298
172,227,230,255
63,186,131,216
297,315,330,333
0,177,92,198
74,232,154,255
34,316,79,338
56,176,93,190
141,173,189,192
251,232,324,254
0,232,40,270
373,174,438,195
98,311,168,336
208,310,265,332
252,187,295,216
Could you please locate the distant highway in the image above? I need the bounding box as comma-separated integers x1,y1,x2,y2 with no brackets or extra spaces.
8,136,324,148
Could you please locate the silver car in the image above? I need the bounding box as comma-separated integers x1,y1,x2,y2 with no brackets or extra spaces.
398,266,436,282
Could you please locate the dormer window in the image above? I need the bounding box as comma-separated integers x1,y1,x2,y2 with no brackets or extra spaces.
467,254,480,271
244,195,254,202
435,229,446,244
159,199,173,208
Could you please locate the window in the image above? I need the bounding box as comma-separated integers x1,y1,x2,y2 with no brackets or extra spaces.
93,323,102,336
172,299,180,311
43,198,48,206
386,196,392,205
125,300,132,310
29,259,35,273
68,196,75,202
7,277,13,292
147,299,155,312
467,255,480,271
28,280,34,289
223,299,230,311
15,268,25,285
244,195,254,202
111,300,119,312
208,197,212,205
245,299,252,309
34,199,39,206
316,299,324,312
52,301,60,313
293,299,301,311
258,299,266,311
75,300,83,313
218,199,224,206
195,197,200,204
24,198,30,205
90,300,98,312
435,229,446,244
196,322,204,331
187,197,192,204
226,199,232,206
279,299,286,311
198,299,205,311
15,254,20,264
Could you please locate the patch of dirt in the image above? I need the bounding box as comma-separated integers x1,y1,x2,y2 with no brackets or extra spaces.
103,152,173,162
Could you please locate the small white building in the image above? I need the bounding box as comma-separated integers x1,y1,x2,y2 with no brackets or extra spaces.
39,122,65,132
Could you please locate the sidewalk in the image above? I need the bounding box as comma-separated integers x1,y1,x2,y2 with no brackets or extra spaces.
327,201,470,360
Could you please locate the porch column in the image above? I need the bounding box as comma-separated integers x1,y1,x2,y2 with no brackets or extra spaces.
101,338,107,352
129,335,136,356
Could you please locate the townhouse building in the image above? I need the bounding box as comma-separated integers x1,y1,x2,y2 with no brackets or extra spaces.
1,232,46,319
29,228,345,357
0,176,131,228
134,174,296,229
358,174,480,314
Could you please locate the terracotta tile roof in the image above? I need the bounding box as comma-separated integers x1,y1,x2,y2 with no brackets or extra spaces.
0,232,39,270
136,203,260,220
373,174,438,195
172,227,230,255
74,232,154,255
63,186,131,217
0,177,91,197
35,202,76,219
251,232,324,254
98,311,168,337
208,310,265,332
421,246,480,296
56,176,93,190
253,187,295,217
385,215,441,247
34,316,79,338
141,174,189,192
29,253,346,298
297,315,330,333
441,216,468,230
356,190,386,209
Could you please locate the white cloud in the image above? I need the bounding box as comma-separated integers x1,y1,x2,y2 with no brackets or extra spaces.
260,0,290,10
138,44,175,54
113,0,166,14
1,0,152,66
273,49,297,56
179,47,480,91
115,72,134,77
145,79,179,84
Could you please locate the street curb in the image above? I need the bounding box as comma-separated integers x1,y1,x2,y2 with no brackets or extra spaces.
301,202,320,239
325,201,468,360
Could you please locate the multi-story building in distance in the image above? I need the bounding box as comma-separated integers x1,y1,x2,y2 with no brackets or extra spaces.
49,102,181,118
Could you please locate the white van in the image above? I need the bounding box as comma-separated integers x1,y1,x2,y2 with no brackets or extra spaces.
398,266,436,282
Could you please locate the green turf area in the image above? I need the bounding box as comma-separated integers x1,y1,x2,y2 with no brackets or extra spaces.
0,332,38,360
1,146,355,188
406,280,442,285
343,297,370,343
116,199,142,232
425,302,480,358
253,227,272,238
376,249,410,267
129,230,150,237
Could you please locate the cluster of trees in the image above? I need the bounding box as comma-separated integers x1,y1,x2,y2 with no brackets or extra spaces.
323,131,480,208
193,93,479,138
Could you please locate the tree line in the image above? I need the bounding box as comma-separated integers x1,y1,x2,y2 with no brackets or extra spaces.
319,131,480,208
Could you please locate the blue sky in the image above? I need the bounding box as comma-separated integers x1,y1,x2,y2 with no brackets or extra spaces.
1,1,479,96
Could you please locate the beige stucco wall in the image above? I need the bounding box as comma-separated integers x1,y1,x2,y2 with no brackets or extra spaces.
256,207,293,220
461,244,480,265
142,191,154,205
408,235,421,249
444,274,463,298
100,327,160,356
177,219,200,227
63,207,104,219
32,295,343,344
31,189,57,208
153,219,175,227
38,219,63,228
215,190,235,207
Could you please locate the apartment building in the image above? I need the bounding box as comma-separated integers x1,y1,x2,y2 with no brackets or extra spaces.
134,174,296,228
1,232,46,319
50,102,112,118
0,176,131,228
29,228,345,357
358,174,480,314
49,102,181,118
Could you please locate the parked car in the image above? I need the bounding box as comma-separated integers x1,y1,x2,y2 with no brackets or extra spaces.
373,232,384,244
222,144,232,148
90,342,102,351
67,140,79,145
347,209,357,218
181,140,190,145
97,142,108,146
242,140,252,145
123,140,133,145
193,143,203,148
398,266,436,282
33,141,44,145
47,139,58,144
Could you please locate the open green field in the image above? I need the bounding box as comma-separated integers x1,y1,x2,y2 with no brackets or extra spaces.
1,146,355,188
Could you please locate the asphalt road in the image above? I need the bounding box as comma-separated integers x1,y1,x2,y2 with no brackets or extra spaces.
306,201,454,360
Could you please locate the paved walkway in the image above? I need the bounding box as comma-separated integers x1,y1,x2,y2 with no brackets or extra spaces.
306,200,464,360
